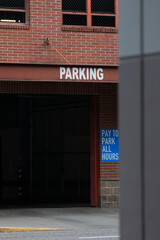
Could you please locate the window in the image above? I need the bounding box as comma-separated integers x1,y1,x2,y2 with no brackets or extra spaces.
0,0,27,24
62,0,117,28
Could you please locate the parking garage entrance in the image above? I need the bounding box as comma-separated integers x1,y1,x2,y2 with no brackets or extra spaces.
0,94,91,206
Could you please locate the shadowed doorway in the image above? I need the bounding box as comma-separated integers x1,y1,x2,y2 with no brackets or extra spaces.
0,94,90,206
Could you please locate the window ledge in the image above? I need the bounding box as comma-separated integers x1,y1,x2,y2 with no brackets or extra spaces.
0,23,29,30
61,26,118,33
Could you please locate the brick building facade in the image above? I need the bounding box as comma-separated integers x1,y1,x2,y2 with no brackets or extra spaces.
0,0,119,207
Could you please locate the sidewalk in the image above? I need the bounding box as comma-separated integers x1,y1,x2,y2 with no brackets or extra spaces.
0,207,119,230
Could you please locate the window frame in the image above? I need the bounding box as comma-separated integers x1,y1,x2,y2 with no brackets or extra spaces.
0,0,29,27
62,0,118,30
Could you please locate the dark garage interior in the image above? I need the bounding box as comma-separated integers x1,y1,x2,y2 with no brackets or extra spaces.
0,94,90,206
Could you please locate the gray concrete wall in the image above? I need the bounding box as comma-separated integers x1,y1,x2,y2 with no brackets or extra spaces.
119,0,160,239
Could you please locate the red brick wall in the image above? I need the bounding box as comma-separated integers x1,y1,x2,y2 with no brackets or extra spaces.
0,0,118,66
98,83,119,180
0,0,119,207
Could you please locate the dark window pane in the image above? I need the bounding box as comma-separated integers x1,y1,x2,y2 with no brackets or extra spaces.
91,0,114,13
0,11,25,23
62,0,86,12
0,0,25,9
92,16,115,27
63,14,87,26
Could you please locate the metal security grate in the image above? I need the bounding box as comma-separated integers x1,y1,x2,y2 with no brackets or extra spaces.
63,14,87,26
0,11,25,23
92,16,115,27
0,0,25,9
91,0,114,13
62,0,86,12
